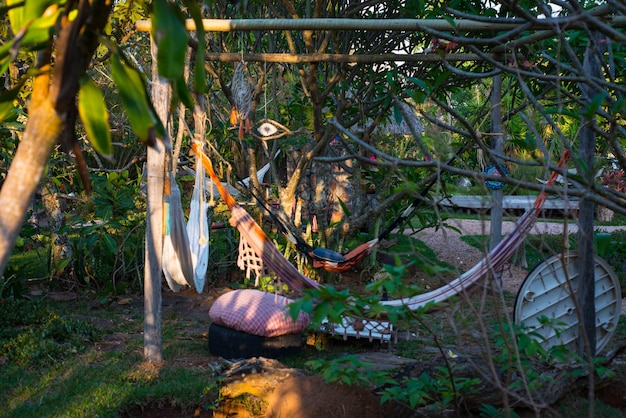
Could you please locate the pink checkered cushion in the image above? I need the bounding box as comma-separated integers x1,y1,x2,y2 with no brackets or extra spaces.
209,289,310,337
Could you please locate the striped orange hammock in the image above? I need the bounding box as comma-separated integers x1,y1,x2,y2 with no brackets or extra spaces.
192,142,569,310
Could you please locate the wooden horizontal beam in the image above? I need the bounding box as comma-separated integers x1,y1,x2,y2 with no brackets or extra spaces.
204,52,495,63
439,195,580,211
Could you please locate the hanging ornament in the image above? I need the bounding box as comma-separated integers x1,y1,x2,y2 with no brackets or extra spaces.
258,121,278,137
485,163,508,190
230,61,253,139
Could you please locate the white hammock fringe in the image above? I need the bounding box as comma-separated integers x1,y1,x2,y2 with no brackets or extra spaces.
237,233,266,287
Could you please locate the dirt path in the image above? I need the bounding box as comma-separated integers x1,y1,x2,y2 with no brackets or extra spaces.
414,220,528,294
415,218,626,313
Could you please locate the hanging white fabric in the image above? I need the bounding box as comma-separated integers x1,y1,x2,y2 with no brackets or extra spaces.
187,156,209,293
162,175,194,291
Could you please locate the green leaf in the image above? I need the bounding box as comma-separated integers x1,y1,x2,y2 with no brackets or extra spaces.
0,78,27,123
110,54,164,145
173,74,193,109
311,301,330,325
151,0,193,108
337,196,351,217
102,234,118,255
407,77,431,103
7,0,26,34
151,0,188,81
78,76,113,160
7,1,59,48
0,102,18,123
55,257,71,271
393,102,402,124
24,0,55,26
182,0,206,94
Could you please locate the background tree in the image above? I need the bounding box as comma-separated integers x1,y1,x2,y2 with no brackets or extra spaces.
188,1,625,259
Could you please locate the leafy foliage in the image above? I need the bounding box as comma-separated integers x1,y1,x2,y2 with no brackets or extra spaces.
68,171,146,292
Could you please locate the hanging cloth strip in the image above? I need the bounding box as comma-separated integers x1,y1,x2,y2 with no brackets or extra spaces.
187,154,209,293
162,173,195,291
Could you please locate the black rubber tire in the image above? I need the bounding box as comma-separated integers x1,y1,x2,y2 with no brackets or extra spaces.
208,323,303,359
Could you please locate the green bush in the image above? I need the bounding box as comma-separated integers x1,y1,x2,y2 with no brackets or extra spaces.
292,260,605,417
68,171,145,293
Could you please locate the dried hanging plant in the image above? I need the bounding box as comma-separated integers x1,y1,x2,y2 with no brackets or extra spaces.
230,61,253,139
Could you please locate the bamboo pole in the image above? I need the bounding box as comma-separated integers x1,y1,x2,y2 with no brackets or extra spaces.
136,16,626,33
136,18,520,33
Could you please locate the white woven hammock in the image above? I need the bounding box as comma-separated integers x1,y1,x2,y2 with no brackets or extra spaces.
162,156,209,293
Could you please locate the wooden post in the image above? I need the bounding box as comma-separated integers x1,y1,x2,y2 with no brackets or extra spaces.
489,73,504,269
144,38,169,363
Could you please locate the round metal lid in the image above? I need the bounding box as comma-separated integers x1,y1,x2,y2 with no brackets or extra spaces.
514,252,622,353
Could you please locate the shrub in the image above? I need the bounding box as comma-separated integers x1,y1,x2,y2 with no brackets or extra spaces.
69,171,145,293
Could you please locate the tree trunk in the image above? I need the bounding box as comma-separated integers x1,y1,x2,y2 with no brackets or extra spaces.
143,39,168,363
0,68,62,278
574,34,604,418
489,73,504,259
0,0,113,278
578,36,604,359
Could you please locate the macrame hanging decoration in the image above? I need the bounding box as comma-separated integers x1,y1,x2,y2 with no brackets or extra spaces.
257,61,280,139
257,121,278,137
230,61,253,139
237,232,266,287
